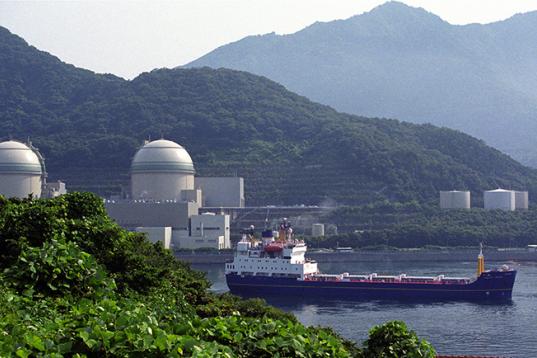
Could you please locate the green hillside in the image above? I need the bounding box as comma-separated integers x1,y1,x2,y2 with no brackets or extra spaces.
186,2,537,167
1,26,537,205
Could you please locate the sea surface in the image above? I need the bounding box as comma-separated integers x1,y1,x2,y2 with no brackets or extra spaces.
191,258,537,357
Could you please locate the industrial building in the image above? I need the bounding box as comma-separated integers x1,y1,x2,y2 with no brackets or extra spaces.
195,177,244,207
131,140,195,201
484,189,515,211
105,139,239,250
0,140,67,199
515,191,529,210
0,140,43,198
483,189,529,211
439,190,470,209
105,201,198,229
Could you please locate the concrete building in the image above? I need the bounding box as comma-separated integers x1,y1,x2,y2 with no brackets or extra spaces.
439,190,471,209
312,223,325,237
189,213,230,249
43,180,67,198
135,226,172,249
106,139,233,250
0,140,43,198
174,232,227,250
515,191,529,210
131,139,195,201
195,176,244,207
168,212,230,250
106,201,198,229
180,189,202,205
484,189,515,211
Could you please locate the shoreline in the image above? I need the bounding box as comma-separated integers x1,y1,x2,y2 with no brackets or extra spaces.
175,249,537,264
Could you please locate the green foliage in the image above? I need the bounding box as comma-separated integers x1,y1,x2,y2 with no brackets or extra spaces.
0,193,372,357
2,26,537,204
196,293,297,322
362,321,436,358
313,202,537,248
3,237,115,298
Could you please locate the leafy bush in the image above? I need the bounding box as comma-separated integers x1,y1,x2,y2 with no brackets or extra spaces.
3,237,114,298
362,321,436,358
0,193,366,357
0,193,436,357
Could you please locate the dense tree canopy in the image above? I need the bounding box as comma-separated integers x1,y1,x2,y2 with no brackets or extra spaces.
186,2,537,167
2,26,537,205
309,202,537,249
0,193,435,357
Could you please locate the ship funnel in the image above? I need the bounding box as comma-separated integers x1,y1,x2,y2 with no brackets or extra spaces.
477,243,485,277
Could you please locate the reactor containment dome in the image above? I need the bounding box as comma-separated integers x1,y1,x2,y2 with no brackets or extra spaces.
131,139,195,201
0,140,43,198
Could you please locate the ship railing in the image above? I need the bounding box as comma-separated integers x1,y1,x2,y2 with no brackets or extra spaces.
254,272,270,276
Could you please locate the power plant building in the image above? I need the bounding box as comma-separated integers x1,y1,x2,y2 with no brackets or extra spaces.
0,140,43,198
106,139,237,250
131,140,195,201
0,140,67,199
183,213,230,250
439,191,470,209
105,201,198,229
195,177,244,207
484,189,515,211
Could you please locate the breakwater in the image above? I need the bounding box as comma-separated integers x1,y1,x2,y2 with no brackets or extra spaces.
175,249,537,264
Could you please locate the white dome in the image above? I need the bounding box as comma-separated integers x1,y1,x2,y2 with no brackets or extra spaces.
131,139,195,174
0,140,42,174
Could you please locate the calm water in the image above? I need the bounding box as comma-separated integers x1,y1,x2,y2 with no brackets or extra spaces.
191,258,537,357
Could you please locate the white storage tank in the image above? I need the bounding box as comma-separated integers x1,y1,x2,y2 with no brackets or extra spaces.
484,189,515,211
131,139,195,201
515,191,529,210
439,191,470,209
0,140,43,198
312,223,325,237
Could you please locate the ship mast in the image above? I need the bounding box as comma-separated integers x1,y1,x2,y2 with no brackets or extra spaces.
477,242,485,277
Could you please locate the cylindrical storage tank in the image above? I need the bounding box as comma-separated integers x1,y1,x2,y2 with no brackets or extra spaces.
439,191,470,209
312,223,325,237
0,140,42,198
131,139,195,201
515,191,529,210
484,189,515,211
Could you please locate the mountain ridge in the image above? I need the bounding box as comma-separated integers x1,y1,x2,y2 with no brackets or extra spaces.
1,25,537,205
186,1,537,167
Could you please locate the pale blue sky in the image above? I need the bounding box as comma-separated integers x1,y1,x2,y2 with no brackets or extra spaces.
1,0,537,79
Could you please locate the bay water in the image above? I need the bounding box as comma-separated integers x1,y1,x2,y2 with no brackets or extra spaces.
191,258,537,357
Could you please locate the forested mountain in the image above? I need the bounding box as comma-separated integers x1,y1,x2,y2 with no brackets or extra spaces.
186,1,537,167
1,25,537,205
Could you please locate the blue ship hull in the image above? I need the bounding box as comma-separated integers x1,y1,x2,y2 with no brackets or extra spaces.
226,270,517,302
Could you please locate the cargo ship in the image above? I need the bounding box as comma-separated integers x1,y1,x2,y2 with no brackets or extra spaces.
225,220,517,301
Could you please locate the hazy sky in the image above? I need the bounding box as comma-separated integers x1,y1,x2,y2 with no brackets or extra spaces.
1,0,537,79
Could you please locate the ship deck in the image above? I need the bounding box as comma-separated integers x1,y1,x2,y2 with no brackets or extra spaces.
307,273,472,285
